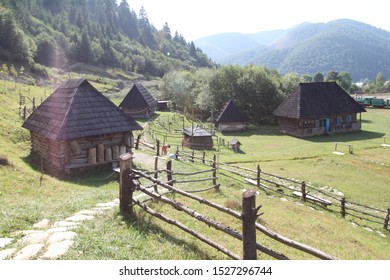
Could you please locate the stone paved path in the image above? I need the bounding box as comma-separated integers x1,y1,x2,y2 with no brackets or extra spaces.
0,198,120,260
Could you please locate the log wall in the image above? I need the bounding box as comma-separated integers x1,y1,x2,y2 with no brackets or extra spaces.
29,131,134,173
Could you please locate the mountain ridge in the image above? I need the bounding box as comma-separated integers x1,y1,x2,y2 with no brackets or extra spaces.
195,19,390,80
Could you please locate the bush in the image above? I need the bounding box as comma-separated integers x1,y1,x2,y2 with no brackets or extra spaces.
0,154,9,166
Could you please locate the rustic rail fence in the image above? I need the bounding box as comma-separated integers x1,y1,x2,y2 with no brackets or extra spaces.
119,152,338,260
172,148,390,231
19,94,40,120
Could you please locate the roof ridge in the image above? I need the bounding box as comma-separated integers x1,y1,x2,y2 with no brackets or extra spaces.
55,80,87,141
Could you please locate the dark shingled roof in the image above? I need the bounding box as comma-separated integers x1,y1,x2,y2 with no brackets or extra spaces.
273,82,366,119
183,126,213,137
119,83,157,109
214,100,248,123
22,78,142,141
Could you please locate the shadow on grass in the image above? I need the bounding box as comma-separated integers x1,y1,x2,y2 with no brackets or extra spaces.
21,152,118,188
302,130,385,143
119,209,218,260
220,125,281,138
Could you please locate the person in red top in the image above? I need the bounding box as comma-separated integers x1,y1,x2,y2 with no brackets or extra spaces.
162,144,170,155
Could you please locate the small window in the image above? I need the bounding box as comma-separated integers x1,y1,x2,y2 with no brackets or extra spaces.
346,115,352,123
337,117,342,125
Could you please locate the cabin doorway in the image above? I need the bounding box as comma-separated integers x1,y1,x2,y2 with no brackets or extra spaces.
319,118,331,131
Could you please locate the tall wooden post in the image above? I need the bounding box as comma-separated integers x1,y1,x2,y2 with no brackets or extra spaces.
257,165,261,188
384,208,390,230
167,160,173,186
191,150,195,162
135,134,141,149
202,151,205,164
341,197,346,218
119,153,133,215
301,181,306,202
175,146,179,160
154,156,159,192
242,190,258,260
156,139,160,156
212,154,217,186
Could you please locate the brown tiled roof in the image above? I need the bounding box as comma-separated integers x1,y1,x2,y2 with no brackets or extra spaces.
273,82,366,119
119,83,157,109
22,78,142,141
214,100,248,123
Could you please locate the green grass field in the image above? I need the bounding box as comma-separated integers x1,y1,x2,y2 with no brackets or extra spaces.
1,79,390,260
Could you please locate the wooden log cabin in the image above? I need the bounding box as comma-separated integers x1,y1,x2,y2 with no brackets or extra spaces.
273,82,366,138
214,100,248,132
119,82,158,119
22,78,142,175
182,126,214,150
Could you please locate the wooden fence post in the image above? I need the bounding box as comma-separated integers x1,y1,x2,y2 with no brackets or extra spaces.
119,152,133,215
242,190,258,260
212,154,217,187
384,208,390,230
156,139,160,156
301,181,306,202
175,146,179,160
202,151,206,164
341,197,346,218
191,149,195,162
257,165,261,188
167,159,173,186
154,156,159,192
135,134,141,149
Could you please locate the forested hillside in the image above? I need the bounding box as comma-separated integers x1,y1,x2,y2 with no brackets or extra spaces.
0,0,214,78
196,19,390,80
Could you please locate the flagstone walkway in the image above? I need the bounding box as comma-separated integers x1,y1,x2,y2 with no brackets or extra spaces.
0,199,119,260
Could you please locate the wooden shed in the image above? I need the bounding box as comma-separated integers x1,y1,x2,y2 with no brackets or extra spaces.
230,139,242,153
182,126,213,150
214,100,248,132
22,78,142,175
119,82,158,118
273,82,366,138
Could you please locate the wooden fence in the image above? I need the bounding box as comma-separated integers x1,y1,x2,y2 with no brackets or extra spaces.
173,148,390,231
118,152,338,260
19,94,40,120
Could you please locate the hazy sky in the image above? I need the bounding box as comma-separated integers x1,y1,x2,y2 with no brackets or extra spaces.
128,0,390,41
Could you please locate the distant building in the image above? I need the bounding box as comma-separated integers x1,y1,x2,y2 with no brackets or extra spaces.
119,83,158,118
273,82,366,137
182,126,213,150
214,100,248,132
22,78,142,175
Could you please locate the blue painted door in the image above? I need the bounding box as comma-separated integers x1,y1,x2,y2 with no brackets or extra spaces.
326,118,331,131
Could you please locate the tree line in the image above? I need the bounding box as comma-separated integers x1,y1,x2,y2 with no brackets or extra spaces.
160,66,373,123
0,0,214,78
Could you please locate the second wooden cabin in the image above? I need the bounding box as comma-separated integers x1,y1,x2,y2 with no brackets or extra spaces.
214,100,248,132
119,82,158,119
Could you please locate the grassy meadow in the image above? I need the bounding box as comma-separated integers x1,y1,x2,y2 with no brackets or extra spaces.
1,79,390,260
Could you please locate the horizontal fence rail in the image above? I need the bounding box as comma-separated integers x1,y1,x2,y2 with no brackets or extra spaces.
171,148,390,231
119,153,339,260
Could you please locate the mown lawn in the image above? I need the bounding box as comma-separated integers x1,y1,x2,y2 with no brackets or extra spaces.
1,80,390,260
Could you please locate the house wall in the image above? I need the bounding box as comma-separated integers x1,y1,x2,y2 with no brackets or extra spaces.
277,113,361,137
182,135,213,150
30,131,134,174
122,107,150,118
218,122,245,132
